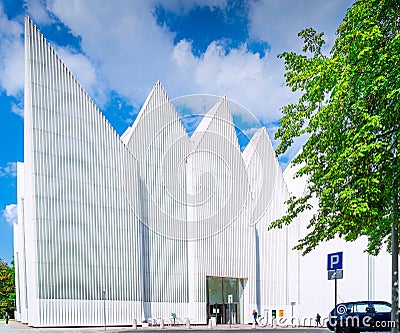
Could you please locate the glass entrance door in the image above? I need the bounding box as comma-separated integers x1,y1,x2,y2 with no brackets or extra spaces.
206,276,245,324
225,303,238,324
208,303,224,324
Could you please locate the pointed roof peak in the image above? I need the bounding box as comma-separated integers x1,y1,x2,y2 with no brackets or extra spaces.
25,15,33,26
242,127,270,164
122,81,189,145
151,80,167,94
208,96,226,116
191,95,238,149
131,81,170,122
257,126,268,137
25,14,124,158
247,127,267,144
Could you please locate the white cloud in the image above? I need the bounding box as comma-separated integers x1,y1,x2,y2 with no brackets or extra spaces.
24,0,53,25
193,43,293,123
169,39,295,124
0,0,353,165
0,4,24,97
243,127,259,137
11,102,24,117
0,2,100,106
0,162,17,178
47,0,176,109
172,39,197,69
38,0,352,121
44,0,291,120
248,0,354,54
2,204,18,226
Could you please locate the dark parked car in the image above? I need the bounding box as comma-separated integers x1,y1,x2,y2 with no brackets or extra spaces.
327,301,397,333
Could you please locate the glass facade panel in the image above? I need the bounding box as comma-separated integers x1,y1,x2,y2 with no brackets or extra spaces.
207,277,223,303
223,278,238,302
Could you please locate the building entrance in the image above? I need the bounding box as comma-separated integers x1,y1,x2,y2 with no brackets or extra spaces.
207,302,239,324
206,276,245,324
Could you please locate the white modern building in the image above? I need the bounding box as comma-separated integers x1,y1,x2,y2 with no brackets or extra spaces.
14,17,391,328
14,17,295,327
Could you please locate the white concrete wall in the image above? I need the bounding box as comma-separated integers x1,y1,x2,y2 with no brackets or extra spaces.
14,162,28,323
284,157,391,325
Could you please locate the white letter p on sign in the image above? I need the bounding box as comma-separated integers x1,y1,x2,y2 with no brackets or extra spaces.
330,255,339,269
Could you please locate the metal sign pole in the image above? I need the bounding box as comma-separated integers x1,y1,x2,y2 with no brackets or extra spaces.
328,253,343,333
229,302,232,328
335,272,337,312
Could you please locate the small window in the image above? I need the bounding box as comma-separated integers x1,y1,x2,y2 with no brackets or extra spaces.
373,303,391,313
354,303,370,313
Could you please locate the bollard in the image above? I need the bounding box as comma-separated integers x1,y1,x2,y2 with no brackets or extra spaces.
185,318,191,329
132,319,137,330
160,318,165,329
208,318,213,329
252,320,256,329
273,318,277,329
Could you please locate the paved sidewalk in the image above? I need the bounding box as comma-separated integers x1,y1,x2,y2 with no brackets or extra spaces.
0,321,330,333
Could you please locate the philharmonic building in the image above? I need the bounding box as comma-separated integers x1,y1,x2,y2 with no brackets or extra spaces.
14,17,292,327
17,16,389,328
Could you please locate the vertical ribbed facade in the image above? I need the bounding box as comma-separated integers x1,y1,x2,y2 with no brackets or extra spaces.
122,82,192,318
187,97,253,321
15,17,293,327
17,17,143,326
243,128,291,312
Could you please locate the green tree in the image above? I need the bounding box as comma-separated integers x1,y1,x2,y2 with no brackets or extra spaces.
0,259,15,318
272,0,400,255
270,0,400,331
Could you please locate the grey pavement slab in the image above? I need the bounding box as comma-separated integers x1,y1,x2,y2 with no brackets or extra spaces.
0,322,331,333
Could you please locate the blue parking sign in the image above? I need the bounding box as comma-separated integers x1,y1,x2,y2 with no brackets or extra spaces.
327,252,343,270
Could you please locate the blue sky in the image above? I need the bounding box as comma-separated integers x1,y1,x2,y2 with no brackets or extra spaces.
0,0,354,264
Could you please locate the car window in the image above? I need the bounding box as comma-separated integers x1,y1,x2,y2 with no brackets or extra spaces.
354,303,370,313
373,304,391,313
345,304,353,312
